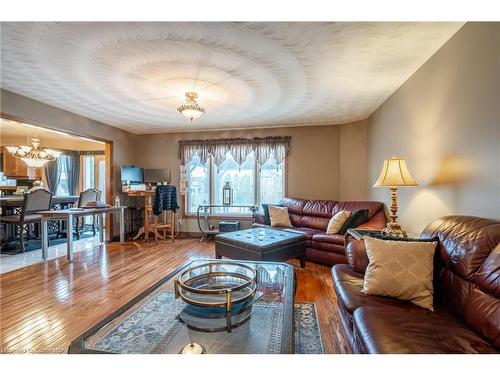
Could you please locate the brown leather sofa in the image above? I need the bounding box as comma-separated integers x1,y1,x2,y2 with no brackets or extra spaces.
332,215,500,353
252,197,387,265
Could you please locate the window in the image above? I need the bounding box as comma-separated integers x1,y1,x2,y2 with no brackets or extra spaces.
98,158,106,203
186,155,210,214
55,155,70,196
258,155,285,210
214,152,256,214
185,152,285,215
82,156,95,190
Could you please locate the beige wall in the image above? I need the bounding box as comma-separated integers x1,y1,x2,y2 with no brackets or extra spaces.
133,123,367,232
366,22,500,234
133,123,356,201
339,120,368,200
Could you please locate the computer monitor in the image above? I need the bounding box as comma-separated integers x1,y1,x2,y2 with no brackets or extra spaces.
144,168,171,184
121,165,144,183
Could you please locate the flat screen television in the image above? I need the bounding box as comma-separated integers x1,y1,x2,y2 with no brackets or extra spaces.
121,165,144,183
144,168,171,183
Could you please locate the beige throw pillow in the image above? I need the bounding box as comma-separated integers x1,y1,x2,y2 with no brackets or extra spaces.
362,236,437,311
326,210,351,234
268,205,293,228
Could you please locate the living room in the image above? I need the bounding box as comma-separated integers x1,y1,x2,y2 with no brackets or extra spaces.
0,1,498,374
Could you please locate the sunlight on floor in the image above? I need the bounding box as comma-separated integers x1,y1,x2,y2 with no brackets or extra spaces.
0,236,101,274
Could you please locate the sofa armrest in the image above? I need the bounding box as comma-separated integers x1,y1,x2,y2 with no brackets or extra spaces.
357,210,387,230
345,239,369,274
252,211,266,225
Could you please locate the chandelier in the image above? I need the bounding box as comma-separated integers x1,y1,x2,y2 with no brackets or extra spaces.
5,138,62,168
177,92,205,122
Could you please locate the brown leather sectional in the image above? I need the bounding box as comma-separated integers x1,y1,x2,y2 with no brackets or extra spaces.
252,197,387,265
332,215,500,353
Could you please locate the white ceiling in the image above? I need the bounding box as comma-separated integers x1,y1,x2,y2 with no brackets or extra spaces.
0,22,463,134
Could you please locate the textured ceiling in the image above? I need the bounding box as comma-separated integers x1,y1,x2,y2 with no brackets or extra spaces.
0,22,463,134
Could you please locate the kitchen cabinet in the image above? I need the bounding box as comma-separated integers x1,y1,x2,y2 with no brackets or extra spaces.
2,147,29,178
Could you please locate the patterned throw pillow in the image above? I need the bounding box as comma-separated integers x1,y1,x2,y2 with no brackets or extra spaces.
362,236,437,310
326,210,351,234
268,205,293,228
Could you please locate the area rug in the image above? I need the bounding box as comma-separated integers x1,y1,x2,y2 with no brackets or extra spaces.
294,302,324,354
87,291,324,354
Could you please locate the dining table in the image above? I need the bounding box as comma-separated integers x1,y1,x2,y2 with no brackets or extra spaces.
38,206,127,262
0,195,79,209
0,195,81,244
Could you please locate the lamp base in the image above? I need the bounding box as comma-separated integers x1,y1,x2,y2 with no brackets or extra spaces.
381,221,407,238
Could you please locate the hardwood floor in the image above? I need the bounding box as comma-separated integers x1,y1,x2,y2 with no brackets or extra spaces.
0,238,347,354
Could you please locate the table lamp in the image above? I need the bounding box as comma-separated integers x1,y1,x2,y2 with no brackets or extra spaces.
373,156,418,237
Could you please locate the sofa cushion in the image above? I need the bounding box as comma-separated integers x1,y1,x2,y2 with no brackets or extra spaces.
345,239,369,273
331,265,420,315
307,248,347,266
300,215,331,231
312,233,345,245
280,197,307,215
420,215,500,341
326,210,351,234
284,227,323,240
353,306,498,354
288,213,302,227
261,203,282,225
339,209,369,235
310,241,345,255
269,205,292,228
362,237,437,310
302,200,337,217
333,201,383,219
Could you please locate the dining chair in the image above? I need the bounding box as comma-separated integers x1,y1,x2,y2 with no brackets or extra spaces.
76,188,101,239
0,189,53,252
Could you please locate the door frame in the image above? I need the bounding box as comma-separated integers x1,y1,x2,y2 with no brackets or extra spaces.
0,112,114,241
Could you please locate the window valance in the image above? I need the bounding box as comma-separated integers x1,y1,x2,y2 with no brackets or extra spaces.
178,136,291,166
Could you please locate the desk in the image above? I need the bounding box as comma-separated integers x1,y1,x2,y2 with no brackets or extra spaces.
39,206,126,262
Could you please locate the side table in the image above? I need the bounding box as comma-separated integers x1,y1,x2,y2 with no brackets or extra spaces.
345,228,420,249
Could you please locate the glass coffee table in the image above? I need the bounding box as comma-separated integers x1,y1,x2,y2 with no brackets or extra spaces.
69,259,295,354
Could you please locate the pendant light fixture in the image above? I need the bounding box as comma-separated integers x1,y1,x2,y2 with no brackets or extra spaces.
5,129,61,168
177,92,205,122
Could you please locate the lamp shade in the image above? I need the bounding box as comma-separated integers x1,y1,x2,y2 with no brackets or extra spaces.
373,156,418,187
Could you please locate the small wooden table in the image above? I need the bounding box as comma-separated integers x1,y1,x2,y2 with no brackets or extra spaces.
127,191,174,242
38,206,126,262
346,228,419,241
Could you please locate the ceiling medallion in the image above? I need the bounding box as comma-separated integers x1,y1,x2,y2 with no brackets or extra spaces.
177,92,205,123
6,138,62,168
